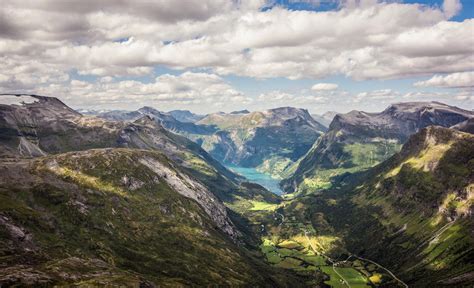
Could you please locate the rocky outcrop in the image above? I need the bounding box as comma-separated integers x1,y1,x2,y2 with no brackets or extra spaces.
0,94,121,157
139,156,239,239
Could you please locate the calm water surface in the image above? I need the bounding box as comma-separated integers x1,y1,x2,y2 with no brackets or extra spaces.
226,165,283,195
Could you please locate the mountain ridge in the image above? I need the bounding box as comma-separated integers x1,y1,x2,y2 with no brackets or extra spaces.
282,101,473,194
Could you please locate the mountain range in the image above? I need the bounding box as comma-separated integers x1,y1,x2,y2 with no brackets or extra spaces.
93,106,327,178
0,94,473,287
282,101,473,194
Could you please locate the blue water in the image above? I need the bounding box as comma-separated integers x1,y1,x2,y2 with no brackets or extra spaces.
226,165,283,195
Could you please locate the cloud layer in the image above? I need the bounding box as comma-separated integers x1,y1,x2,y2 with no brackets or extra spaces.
0,0,472,111
34,71,251,111
312,83,339,91
414,71,474,88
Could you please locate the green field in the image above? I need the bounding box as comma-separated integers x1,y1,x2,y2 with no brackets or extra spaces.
321,266,370,288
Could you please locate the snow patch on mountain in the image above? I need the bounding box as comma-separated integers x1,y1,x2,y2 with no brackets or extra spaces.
0,95,39,106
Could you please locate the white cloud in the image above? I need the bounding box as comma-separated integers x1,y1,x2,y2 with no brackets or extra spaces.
402,89,474,103
33,72,250,113
256,90,328,109
443,0,462,19
0,0,472,111
414,72,474,88
0,57,69,91
311,83,338,91
354,89,398,103
1,0,472,82
454,89,474,101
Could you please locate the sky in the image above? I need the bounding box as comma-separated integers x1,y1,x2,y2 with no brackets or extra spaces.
0,0,473,114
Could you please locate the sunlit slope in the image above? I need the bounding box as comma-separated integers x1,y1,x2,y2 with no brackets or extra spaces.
350,127,474,285
285,127,473,286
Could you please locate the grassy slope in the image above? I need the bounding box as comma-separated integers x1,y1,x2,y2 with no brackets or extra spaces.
351,127,474,285
282,129,402,194
0,149,300,286
282,127,474,286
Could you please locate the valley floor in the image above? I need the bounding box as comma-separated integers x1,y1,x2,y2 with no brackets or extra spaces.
237,194,408,288
230,160,473,287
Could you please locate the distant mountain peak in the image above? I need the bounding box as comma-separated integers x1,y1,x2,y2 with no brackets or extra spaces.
138,106,161,114
330,101,473,135
0,94,81,118
267,106,308,114
230,109,250,114
169,109,205,123
311,111,338,128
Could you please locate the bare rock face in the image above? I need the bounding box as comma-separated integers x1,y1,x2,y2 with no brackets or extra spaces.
0,94,122,157
0,215,37,251
451,117,474,134
139,157,239,240
121,175,145,190
0,266,53,286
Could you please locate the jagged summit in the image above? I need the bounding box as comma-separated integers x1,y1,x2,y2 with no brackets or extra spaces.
329,101,473,140
230,109,250,114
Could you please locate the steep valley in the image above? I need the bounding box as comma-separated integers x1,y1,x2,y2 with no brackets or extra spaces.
94,106,327,179
0,95,300,286
2,1,473,286
1,95,473,287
